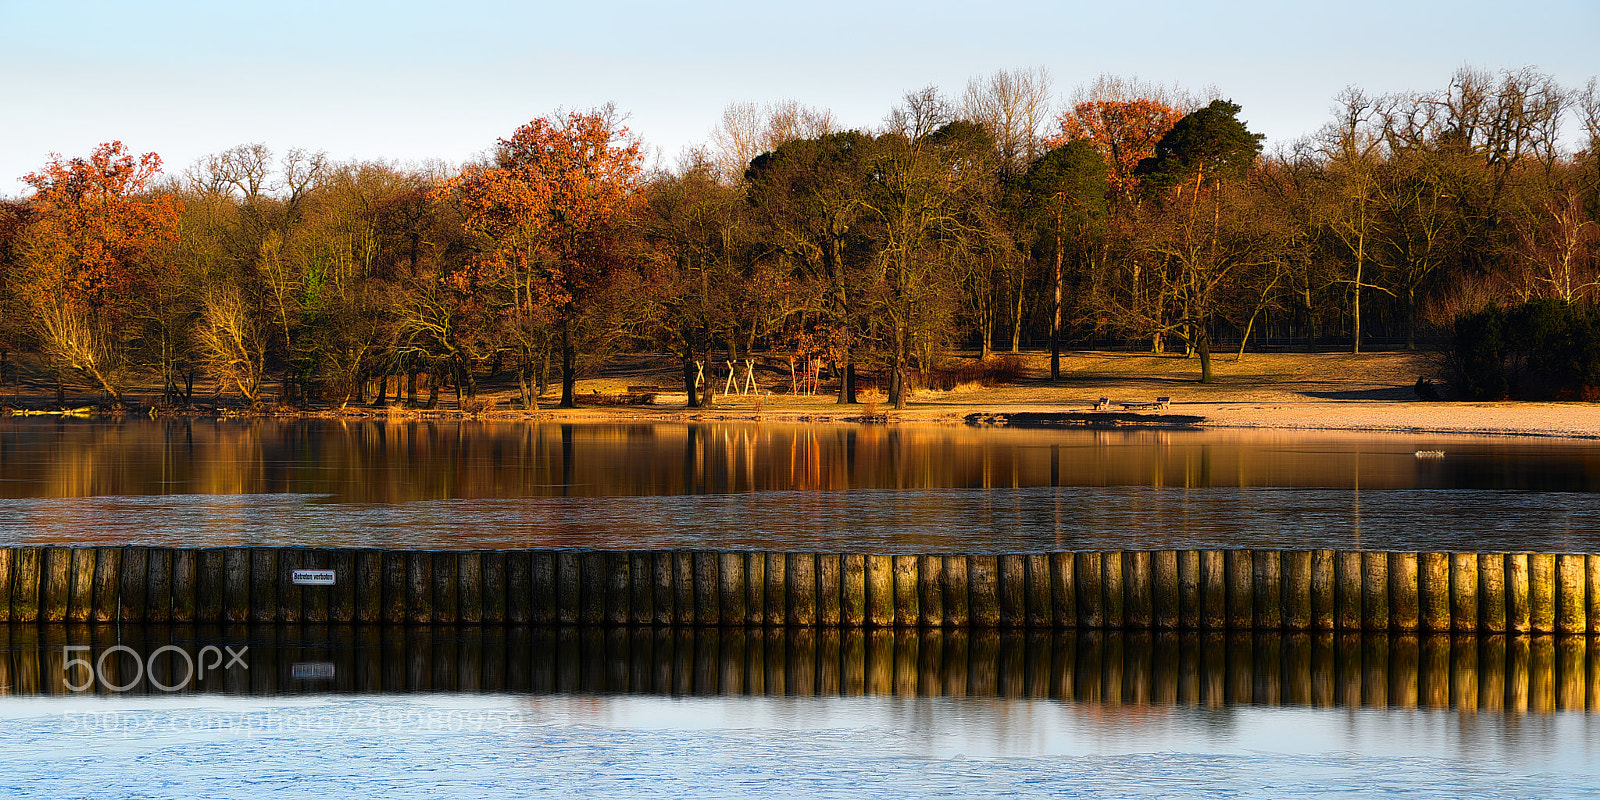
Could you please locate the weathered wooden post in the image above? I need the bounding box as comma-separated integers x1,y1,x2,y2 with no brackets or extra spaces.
1253,550,1282,631
864,555,894,627
457,551,484,625
969,555,1000,628
1529,553,1556,634
943,555,969,628
581,551,609,626
1125,551,1154,630
693,551,719,626
841,554,867,627
330,549,357,624
381,549,408,624
1334,551,1363,631
1075,551,1103,629
11,547,40,623
997,554,1024,628
1310,550,1336,631
188,548,216,624
222,548,251,624
1224,550,1252,630
1588,555,1600,635
357,550,384,624
1025,553,1054,629
720,551,747,627
556,551,582,626
920,555,946,628
1507,554,1532,634
650,551,674,626
1052,552,1077,629
788,552,818,627
278,548,303,623
1472,553,1498,633
68,548,96,623
407,551,434,625
117,547,146,623
1361,551,1389,631
1101,551,1125,629
42,547,70,623
90,546,120,622
817,553,842,627
1556,554,1587,635
1282,551,1312,631
482,551,508,625
1418,553,1450,632
1152,550,1180,630
893,555,920,627
1390,552,1419,632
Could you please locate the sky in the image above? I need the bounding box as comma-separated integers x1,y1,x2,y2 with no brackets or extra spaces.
1,0,1596,194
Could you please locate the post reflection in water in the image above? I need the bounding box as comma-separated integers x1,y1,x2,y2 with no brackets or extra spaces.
2,623,1598,714
6,419,1600,551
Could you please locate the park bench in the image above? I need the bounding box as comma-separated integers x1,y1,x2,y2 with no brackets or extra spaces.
1093,397,1114,411
1119,397,1171,411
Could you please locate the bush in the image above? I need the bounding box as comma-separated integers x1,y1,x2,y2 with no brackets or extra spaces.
1449,300,1600,400
911,354,1026,391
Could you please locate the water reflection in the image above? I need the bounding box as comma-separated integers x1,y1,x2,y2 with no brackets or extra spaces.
3,624,1597,713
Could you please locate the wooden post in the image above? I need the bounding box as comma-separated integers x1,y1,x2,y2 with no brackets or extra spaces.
1024,553,1053,629
0,549,12,623
789,552,818,627
301,549,330,624
1122,551,1151,629
482,551,508,625
943,555,971,628
918,555,944,628
68,547,95,623
219,548,248,624
42,548,71,622
185,548,213,624
580,551,608,626
117,547,146,623
1334,551,1362,631
866,555,895,627
1361,551,1390,631
997,554,1023,628
381,550,408,624
249,548,278,623
407,551,433,625
1556,554,1586,635
275,548,303,623
1507,554,1532,634
841,554,866,627
1529,553,1556,634
90,547,120,622
891,555,919,627
1470,553,1497,633
741,551,764,627
691,551,718,626
1052,552,1076,629
817,553,842,627
458,551,484,625
1198,550,1225,630
11,547,40,623
1418,553,1450,632
557,551,583,626
505,551,533,625
969,555,999,628
1075,552,1106,629
1282,551,1312,631
1224,550,1252,630
354,550,383,624
1152,551,1179,630
765,552,787,627
650,551,674,626
1101,551,1125,629
719,552,746,627
1253,550,1282,630
329,549,356,624
1310,550,1336,631
1589,555,1600,635
1388,552,1418,632
605,551,631,626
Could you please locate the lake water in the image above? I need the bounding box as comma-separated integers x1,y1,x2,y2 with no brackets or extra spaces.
2,417,1600,551
3,417,1600,797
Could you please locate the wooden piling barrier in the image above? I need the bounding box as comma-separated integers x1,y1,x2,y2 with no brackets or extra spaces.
1253,550,1282,630
1225,550,1252,630
581,551,609,626
1334,551,1362,631
1152,551,1179,630
1419,553,1450,632
1557,554,1587,635
1282,551,1312,631
921,555,946,628
1101,551,1125,629
997,554,1024,628
764,552,787,627
841,554,866,627
969,555,1000,628
458,551,484,625
1529,553,1556,634
866,555,895,627
1198,550,1225,630
185,549,212,624
1472,553,1498,633
68,547,95,623
789,552,818,627
720,552,746,627
1507,554,1532,634
1051,553,1076,628
943,555,969,628
11,547,40,623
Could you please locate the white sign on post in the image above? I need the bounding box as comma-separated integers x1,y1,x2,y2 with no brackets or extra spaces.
291,569,336,586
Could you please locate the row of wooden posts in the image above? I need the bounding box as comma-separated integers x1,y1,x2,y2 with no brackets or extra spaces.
1,547,1598,633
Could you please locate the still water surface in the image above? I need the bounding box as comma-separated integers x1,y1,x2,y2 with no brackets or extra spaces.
2,418,1599,551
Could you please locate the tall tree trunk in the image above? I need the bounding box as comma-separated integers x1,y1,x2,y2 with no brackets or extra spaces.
683,353,699,409
1198,327,1213,383
559,317,577,408
1050,233,1063,380
1011,268,1025,353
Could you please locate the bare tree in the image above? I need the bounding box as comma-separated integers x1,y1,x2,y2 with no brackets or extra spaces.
960,66,1054,171
709,99,835,184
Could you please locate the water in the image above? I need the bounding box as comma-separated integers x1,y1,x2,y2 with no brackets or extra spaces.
4,417,1600,796
2,418,1600,551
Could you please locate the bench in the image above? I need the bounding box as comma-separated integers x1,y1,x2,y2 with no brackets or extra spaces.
1119,397,1171,411
1093,397,1114,411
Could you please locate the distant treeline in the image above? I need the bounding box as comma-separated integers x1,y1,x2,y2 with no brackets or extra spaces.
0,67,1595,408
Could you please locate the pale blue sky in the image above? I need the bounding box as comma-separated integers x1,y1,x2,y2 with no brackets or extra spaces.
2,0,1596,192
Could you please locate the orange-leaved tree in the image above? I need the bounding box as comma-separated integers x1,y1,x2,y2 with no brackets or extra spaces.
1051,99,1184,207
18,141,182,404
438,110,643,408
